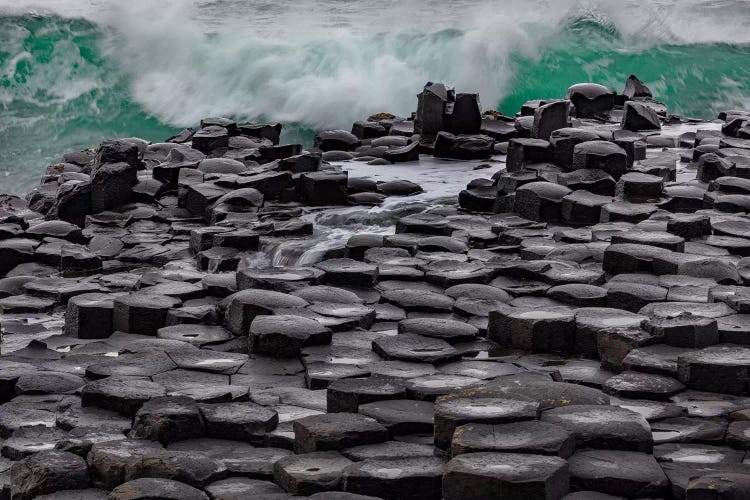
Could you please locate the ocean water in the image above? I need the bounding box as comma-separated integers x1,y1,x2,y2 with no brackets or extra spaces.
1,0,750,194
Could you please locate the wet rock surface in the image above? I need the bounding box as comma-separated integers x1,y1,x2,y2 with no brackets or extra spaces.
4,78,750,499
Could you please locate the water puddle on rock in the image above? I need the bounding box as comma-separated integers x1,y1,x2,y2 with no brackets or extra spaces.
244,156,498,268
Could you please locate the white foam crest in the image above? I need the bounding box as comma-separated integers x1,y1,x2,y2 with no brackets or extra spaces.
3,0,750,130
597,0,750,46
92,0,561,129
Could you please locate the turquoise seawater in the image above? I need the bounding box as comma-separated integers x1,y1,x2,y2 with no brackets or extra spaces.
1,1,750,194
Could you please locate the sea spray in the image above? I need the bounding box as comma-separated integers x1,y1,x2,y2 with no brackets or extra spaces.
1,0,750,193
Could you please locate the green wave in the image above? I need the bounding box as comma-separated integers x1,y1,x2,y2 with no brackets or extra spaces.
498,16,750,118
0,15,173,194
1,13,750,194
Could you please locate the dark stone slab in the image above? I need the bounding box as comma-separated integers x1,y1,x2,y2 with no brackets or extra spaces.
109,478,208,500
10,450,90,500
372,334,460,364
130,396,205,445
273,451,353,495
443,452,569,500
199,402,278,442
294,413,389,453
434,396,538,449
82,377,167,417
342,457,444,500
168,438,291,479
540,404,652,452
451,421,575,458
568,449,668,498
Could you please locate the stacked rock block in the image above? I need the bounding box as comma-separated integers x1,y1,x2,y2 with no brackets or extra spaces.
2,75,750,499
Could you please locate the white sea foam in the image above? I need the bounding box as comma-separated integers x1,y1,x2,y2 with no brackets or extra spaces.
0,0,749,194
3,0,749,130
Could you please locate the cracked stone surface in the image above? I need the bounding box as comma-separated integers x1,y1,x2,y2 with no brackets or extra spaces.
4,78,750,499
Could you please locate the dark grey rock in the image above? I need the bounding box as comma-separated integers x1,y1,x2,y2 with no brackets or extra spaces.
342,457,444,500
237,266,323,293
238,122,282,144
199,402,278,442
405,374,482,402
398,318,477,344
558,169,616,196
605,281,667,313
316,258,378,287
504,308,576,352
547,284,607,307
602,243,670,275
415,82,454,137
644,315,719,348
273,451,353,495
10,450,90,500
434,396,538,449
443,452,569,500
87,439,163,489
157,324,232,347
568,449,668,498
623,74,652,99
532,100,570,141
0,238,38,277
327,378,406,413
168,438,290,479
315,130,361,152
2,425,68,460
560,190,613,226
513,181,572,222
550,128,600,171
130,396,205,445
567,83,614,117
444,93,482,135
615,171,664,198
14,370,84,395
91,162,135,213
651,417,728,445
342,440,435,462
451,421,575,458
541,404,653,452
383,141,420,163
109,478,208,500
204,477,287,500
621,101,661,131
294,413,389,453
57,405,131,433
677,345,750,395
82,376,167,417
433,132,495,160
113,293,182,336
380,288,454,312
357,400,434,435
305,362,370,390
506,138,553,172
120,449,227,488
698,153,736,182
351,121,387,140
372,334,459,364
192,125,229,153
603,371,685,401
0,293,55,313
572,141,628,180
301,171,349,206
223,289,308,335
64,292,115,339
250,314,331,357
35,488,109,500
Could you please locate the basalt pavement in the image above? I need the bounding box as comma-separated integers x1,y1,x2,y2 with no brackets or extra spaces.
1,77,750,499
